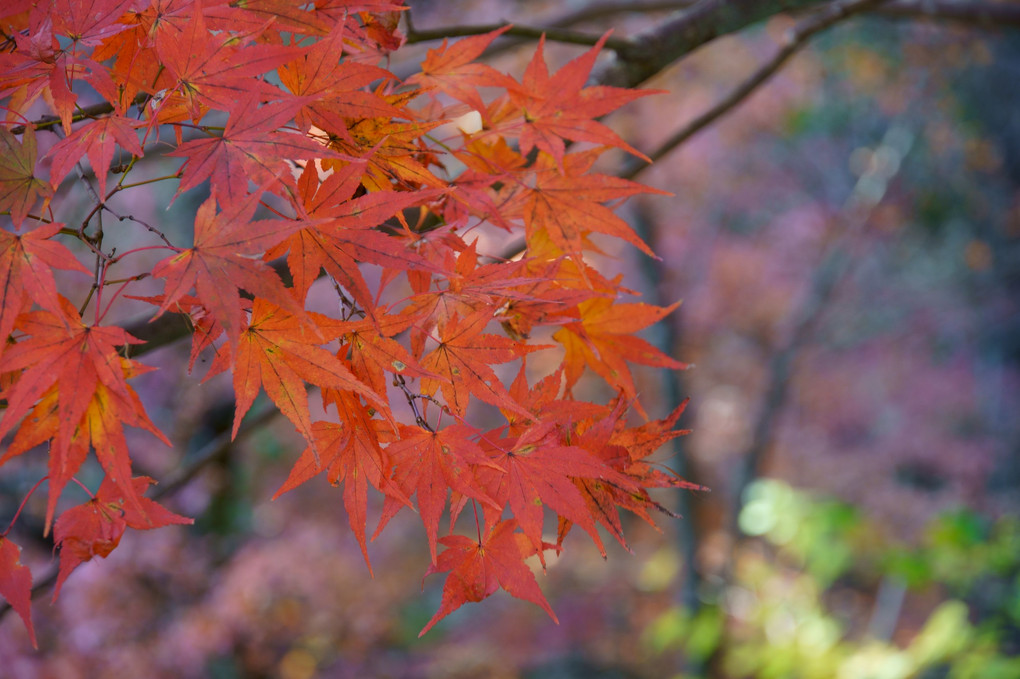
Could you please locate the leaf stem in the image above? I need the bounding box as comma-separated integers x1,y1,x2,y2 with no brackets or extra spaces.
472,499,482,545
2,476,50,537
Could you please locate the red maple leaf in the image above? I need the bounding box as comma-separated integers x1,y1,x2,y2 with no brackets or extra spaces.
406,26,511,114
52,475,191,600
274,394,409,572
0,536,36,648
151,6,300,121
51,0,136,47
329,313,439,398
278,21,403,138
476,421,639,560
150,189,309,354
555,399,706,548
609,398,707,492
500,32,655,168
0,2,125,132
169,93,344,208
47,114,144,197
0,221,89,354
376,423,501,563
90,0,194,110
420,518,557,637
401,241,539,333
204,0,331,36
268,162,434,312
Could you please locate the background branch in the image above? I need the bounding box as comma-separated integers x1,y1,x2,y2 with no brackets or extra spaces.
727,123,915,536
620,0,893,180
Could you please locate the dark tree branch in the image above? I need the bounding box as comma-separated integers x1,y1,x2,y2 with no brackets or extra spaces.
620,0,892,180
592,0,832,88
402,1,697,65
593,0,1020,91
9,93,150,135
546,1,698,27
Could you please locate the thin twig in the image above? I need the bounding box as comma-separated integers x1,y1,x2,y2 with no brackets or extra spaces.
10,93,151,136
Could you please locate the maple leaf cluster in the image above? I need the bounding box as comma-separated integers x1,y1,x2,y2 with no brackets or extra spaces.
0,0,703,644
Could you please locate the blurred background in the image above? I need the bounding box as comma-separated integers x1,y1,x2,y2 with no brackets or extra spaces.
2,1,1018,677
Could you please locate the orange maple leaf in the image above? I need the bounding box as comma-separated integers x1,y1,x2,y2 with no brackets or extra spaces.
520,150,666,258
420,310,535,419
555,298,687,415
226,299,387,452
501,32,656,168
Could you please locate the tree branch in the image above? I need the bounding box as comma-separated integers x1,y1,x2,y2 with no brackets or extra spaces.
403,2,698,65
9,93,150,135
620,0,892,180
592,0,832,88
546,1,698,27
